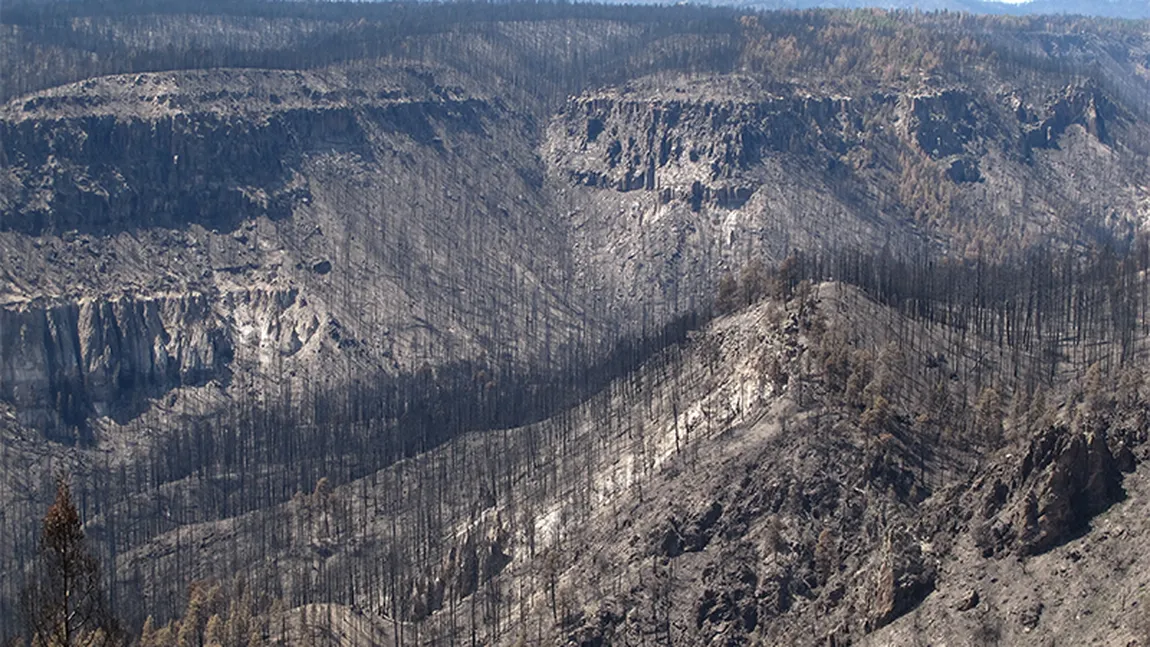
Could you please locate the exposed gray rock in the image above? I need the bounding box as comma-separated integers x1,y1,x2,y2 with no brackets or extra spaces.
1016,600,1044,631
867,529,937,631
0,293,231,432
955,588,979,611
974,426,1125,557
0,65,599,433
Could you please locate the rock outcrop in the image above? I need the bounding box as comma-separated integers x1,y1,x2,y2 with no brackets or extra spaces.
974,426,1126,556
549,77,868,210
0,65,597,433
867,529,937,631
0,294,231,432
0,285,344,434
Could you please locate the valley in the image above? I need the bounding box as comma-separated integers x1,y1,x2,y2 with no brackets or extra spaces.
2,2,1150,645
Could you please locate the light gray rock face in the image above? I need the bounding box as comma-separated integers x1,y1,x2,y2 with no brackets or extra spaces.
546,77,909,333
551,77,863,200
0,294,230,431
0,284,346,434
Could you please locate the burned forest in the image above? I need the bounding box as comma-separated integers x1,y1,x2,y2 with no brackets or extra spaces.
3,1,1150,645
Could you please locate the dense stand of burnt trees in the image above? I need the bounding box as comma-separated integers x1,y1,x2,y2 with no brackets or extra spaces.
4,0,1146,112
0,310,702,639
0,0,744,110
2,0,1150,641
812,241,1150,378
4,236,1149,642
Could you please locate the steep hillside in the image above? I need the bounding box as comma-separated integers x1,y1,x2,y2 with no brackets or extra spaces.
0,64,591,431
108,273,1150,646
546,72,1150,327
3,3,1150,644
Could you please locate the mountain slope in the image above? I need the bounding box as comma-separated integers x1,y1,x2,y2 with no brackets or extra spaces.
91,272,1150,645
2,4,1150,643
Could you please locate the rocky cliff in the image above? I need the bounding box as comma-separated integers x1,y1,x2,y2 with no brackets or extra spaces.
0,68,501,236
0,285,346,434
0,294,230,432
3,62,1148,434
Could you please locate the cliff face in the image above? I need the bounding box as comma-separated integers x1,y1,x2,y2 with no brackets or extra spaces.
0,70,497,236
548,76,871,210
909,84,1130,173
551,75,1148,239
545,77,903,332
0,294,230,431
0,110,305,235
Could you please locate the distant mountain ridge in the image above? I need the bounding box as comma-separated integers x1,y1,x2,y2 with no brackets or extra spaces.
5,0,1149,20
734,0,1150,19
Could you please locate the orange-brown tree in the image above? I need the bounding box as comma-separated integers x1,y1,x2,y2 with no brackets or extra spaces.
19,477,122,647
